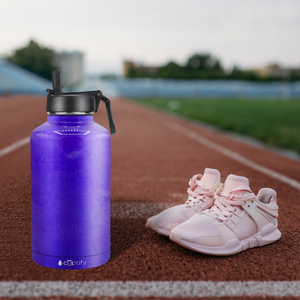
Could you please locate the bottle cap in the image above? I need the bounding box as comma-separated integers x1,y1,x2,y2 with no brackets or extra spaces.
46,71,116,134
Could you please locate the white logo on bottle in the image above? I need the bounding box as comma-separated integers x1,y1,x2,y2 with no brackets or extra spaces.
58,259,87,266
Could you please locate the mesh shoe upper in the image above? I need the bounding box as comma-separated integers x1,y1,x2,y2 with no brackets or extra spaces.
154,205,191,228
171,174,280,247
147,168,221,232
174,214,222,242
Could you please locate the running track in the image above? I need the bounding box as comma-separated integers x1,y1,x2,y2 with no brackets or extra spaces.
0,95,300,299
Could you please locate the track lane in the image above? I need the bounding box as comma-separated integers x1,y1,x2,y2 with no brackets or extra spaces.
0,95,47,149
0,96,299,283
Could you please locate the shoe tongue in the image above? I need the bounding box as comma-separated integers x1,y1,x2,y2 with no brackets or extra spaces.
223,174,249,194
196,168,220,191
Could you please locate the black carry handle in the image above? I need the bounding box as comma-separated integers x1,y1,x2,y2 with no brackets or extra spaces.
63,90,116,135
100,95,116,135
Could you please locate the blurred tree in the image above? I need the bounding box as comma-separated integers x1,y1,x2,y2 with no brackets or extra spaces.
125,53,299,81
229,65,261,81
157,53,225,79
158,61,182,79
185,53,223,72
127,67,146,78
6,40,58,80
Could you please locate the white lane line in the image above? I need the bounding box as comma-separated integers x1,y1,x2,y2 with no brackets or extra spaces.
114,176,188,182
0,281,299,297
0,136,30,158
166,122,300,191
111,202,172,219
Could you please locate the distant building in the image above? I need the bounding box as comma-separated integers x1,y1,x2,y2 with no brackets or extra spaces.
123,60,159,77
254,64,291,79
123,61,135,77
55,51,84,87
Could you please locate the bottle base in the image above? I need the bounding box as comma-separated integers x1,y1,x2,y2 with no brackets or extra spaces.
32,250,110,269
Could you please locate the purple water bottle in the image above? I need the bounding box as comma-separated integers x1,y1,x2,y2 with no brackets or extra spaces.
31,71,116,269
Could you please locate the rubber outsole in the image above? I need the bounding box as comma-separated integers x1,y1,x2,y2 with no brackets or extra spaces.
170,223,281,256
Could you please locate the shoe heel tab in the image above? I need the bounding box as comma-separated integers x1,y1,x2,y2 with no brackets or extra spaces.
257,188,277,205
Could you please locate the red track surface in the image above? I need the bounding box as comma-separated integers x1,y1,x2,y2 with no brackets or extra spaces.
0,95,300,283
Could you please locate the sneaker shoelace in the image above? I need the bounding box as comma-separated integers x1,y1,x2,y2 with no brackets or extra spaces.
207,185,255,221
185,174,215,208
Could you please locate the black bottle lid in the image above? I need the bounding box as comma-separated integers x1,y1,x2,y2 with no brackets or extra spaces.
46,71,116,134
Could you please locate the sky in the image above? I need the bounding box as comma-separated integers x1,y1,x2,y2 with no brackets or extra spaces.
1,0,300,75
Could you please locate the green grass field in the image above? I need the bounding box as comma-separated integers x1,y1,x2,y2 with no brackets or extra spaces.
133,98,300,155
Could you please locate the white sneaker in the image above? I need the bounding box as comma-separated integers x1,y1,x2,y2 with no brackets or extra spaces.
145,168,222,236
170,174,281,255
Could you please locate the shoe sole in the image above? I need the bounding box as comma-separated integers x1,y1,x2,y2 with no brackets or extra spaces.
170,223,281,256
145,219,170,237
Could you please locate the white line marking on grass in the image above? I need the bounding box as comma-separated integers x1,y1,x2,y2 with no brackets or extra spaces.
167,122,300,191
0,136,30,158
0,281,299,297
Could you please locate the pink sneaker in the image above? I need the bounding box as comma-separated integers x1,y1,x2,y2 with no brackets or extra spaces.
145,168,222,236
170,174,281,255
